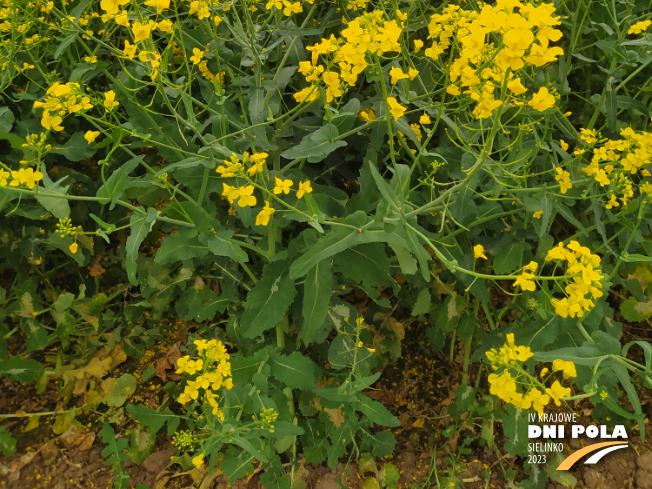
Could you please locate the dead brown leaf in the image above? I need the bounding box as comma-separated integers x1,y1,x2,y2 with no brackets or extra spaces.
325,406,345,428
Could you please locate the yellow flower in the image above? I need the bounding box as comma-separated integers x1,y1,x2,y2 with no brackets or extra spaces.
282,1,302,16
214,15,222,26
546,380,570,406
628,20,651,35
157,19,173,33
115,10,130,27
387,97,406,120
190,48,204,65
192,454,204,469
84,56,97,64
132,20,155,43
100,0,130,15
103,90,119,112
84,130,100,143
514,272,536,291
11,168,44,189
473,244,487,260
408,68,419,80
528,87,556,112
559,139,569,151
237,185,257,207
540,368,549,378
273,177,293,195
413,40,423,53
525,388,550,414
552,359,577,379
296,180,313,199
69,243,79,254
256,202,275,226
123,40,137,59
41,113,64,131
389,67,409,85
419,113,431,125
0,169,9,186
533,210,543,219
358,108,376,122
144,0,170,12
507,78,527,96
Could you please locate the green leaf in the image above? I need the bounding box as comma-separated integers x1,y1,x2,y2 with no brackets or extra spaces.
356,395,400,427
411,288,431,316
21,319,49,352
555,203,588,236
368,163,401,212
204,231,249,263
53,292,75,312
231,435,269,463
289,212,408,279
49,132,97,161
96,155,144,210
125,209,157,286
334,243,395,288
0,426,16,457
281,125,347,163
101,373,137,407
126,404,180,435
389,243,417,276
301,262,333,344
493,242,529,274
240,260,297,338
221,447,255,485
360,430,395,457
620,297,652,322
125,427,156,465
269,351,317,390
155,228,209,265
37,173,70,219
176,277,230,322
0,107,15,132
55,32,78,60
0,357,42,382
605,76,618,132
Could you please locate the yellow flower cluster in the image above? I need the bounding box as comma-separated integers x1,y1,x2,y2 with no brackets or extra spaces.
295,10,402,104
545,241,603,318
33,82,94,132
265,0,302,17
0,168,44,189
176,339,234,420
580,127,652,208
486,334,574,413
424,2,563,118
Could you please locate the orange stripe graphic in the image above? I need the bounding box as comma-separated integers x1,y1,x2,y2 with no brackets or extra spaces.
556,441,628,470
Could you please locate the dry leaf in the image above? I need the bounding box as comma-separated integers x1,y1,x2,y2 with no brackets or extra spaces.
325,406,345,428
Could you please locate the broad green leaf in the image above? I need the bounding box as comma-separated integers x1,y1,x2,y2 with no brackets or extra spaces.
126,404,180,435
204,231,249,263
411,288,431,316
368,163,401,212
21,319,49,352
356,395,400,427
493,242,529,274
555,202,588,236
0,107,14,132
96,155,144,209
155,228,209,265
37,174,70,219
231,436,268,463
301,261,333,344
359,429,395,457
176,277,230,322
269,351,317,390
240,260,297,338
101,373,137,407
125,427,156,465
290,213,409,279
0,426,16,457
221,447,255,485
53,292,75,312
389,243,417,276
334,243,394,288
55,32,78,60
620,297,652,322
49,132,98,161
281,125,347,163
0,357,42,382
125,209,157,286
